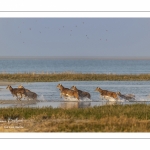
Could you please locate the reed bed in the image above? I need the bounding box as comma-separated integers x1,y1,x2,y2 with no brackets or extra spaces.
1,73,150,82
1,104,150,132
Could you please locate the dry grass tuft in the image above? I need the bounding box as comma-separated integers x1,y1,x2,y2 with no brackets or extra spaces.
0,104,150,132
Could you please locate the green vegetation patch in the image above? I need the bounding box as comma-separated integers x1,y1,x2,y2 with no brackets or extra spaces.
1,73,150,82
1,104,150,132
0,104,150,120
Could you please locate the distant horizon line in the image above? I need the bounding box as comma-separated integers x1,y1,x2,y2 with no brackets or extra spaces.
1,56,150,60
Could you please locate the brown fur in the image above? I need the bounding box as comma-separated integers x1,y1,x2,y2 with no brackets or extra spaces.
25,91,37,100
117,92,135,100
6,85,27,101
18,85,37,100
57,84,79,100
18,85,31,92
95,87,118,100
70,86,91,99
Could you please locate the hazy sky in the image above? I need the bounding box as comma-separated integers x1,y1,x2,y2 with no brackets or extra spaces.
1,18,150,58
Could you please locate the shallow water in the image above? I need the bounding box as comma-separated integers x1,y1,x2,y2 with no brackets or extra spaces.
1,81,150,108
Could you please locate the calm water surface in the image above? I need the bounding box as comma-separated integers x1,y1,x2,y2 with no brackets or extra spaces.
1,58,150,74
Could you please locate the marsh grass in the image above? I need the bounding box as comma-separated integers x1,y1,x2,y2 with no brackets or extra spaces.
1,104,150,132
1,73,150,82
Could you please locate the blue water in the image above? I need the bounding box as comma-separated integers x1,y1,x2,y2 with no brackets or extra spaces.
1,81,150,108
0,57,150,74
1,57,150,108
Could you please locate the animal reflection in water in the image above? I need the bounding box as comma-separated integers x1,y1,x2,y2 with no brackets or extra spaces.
103,100,123,105
60,101,91,109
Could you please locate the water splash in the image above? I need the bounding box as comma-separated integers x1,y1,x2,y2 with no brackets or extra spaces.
79,97,92,101
134,95,150,102
62,96,92,102
38,94,46,101
62,96,79,101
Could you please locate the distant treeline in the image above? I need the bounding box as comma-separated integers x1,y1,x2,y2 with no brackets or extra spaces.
1,73,150,82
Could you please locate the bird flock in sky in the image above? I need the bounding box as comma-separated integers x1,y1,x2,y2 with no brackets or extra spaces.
2,19,109,45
